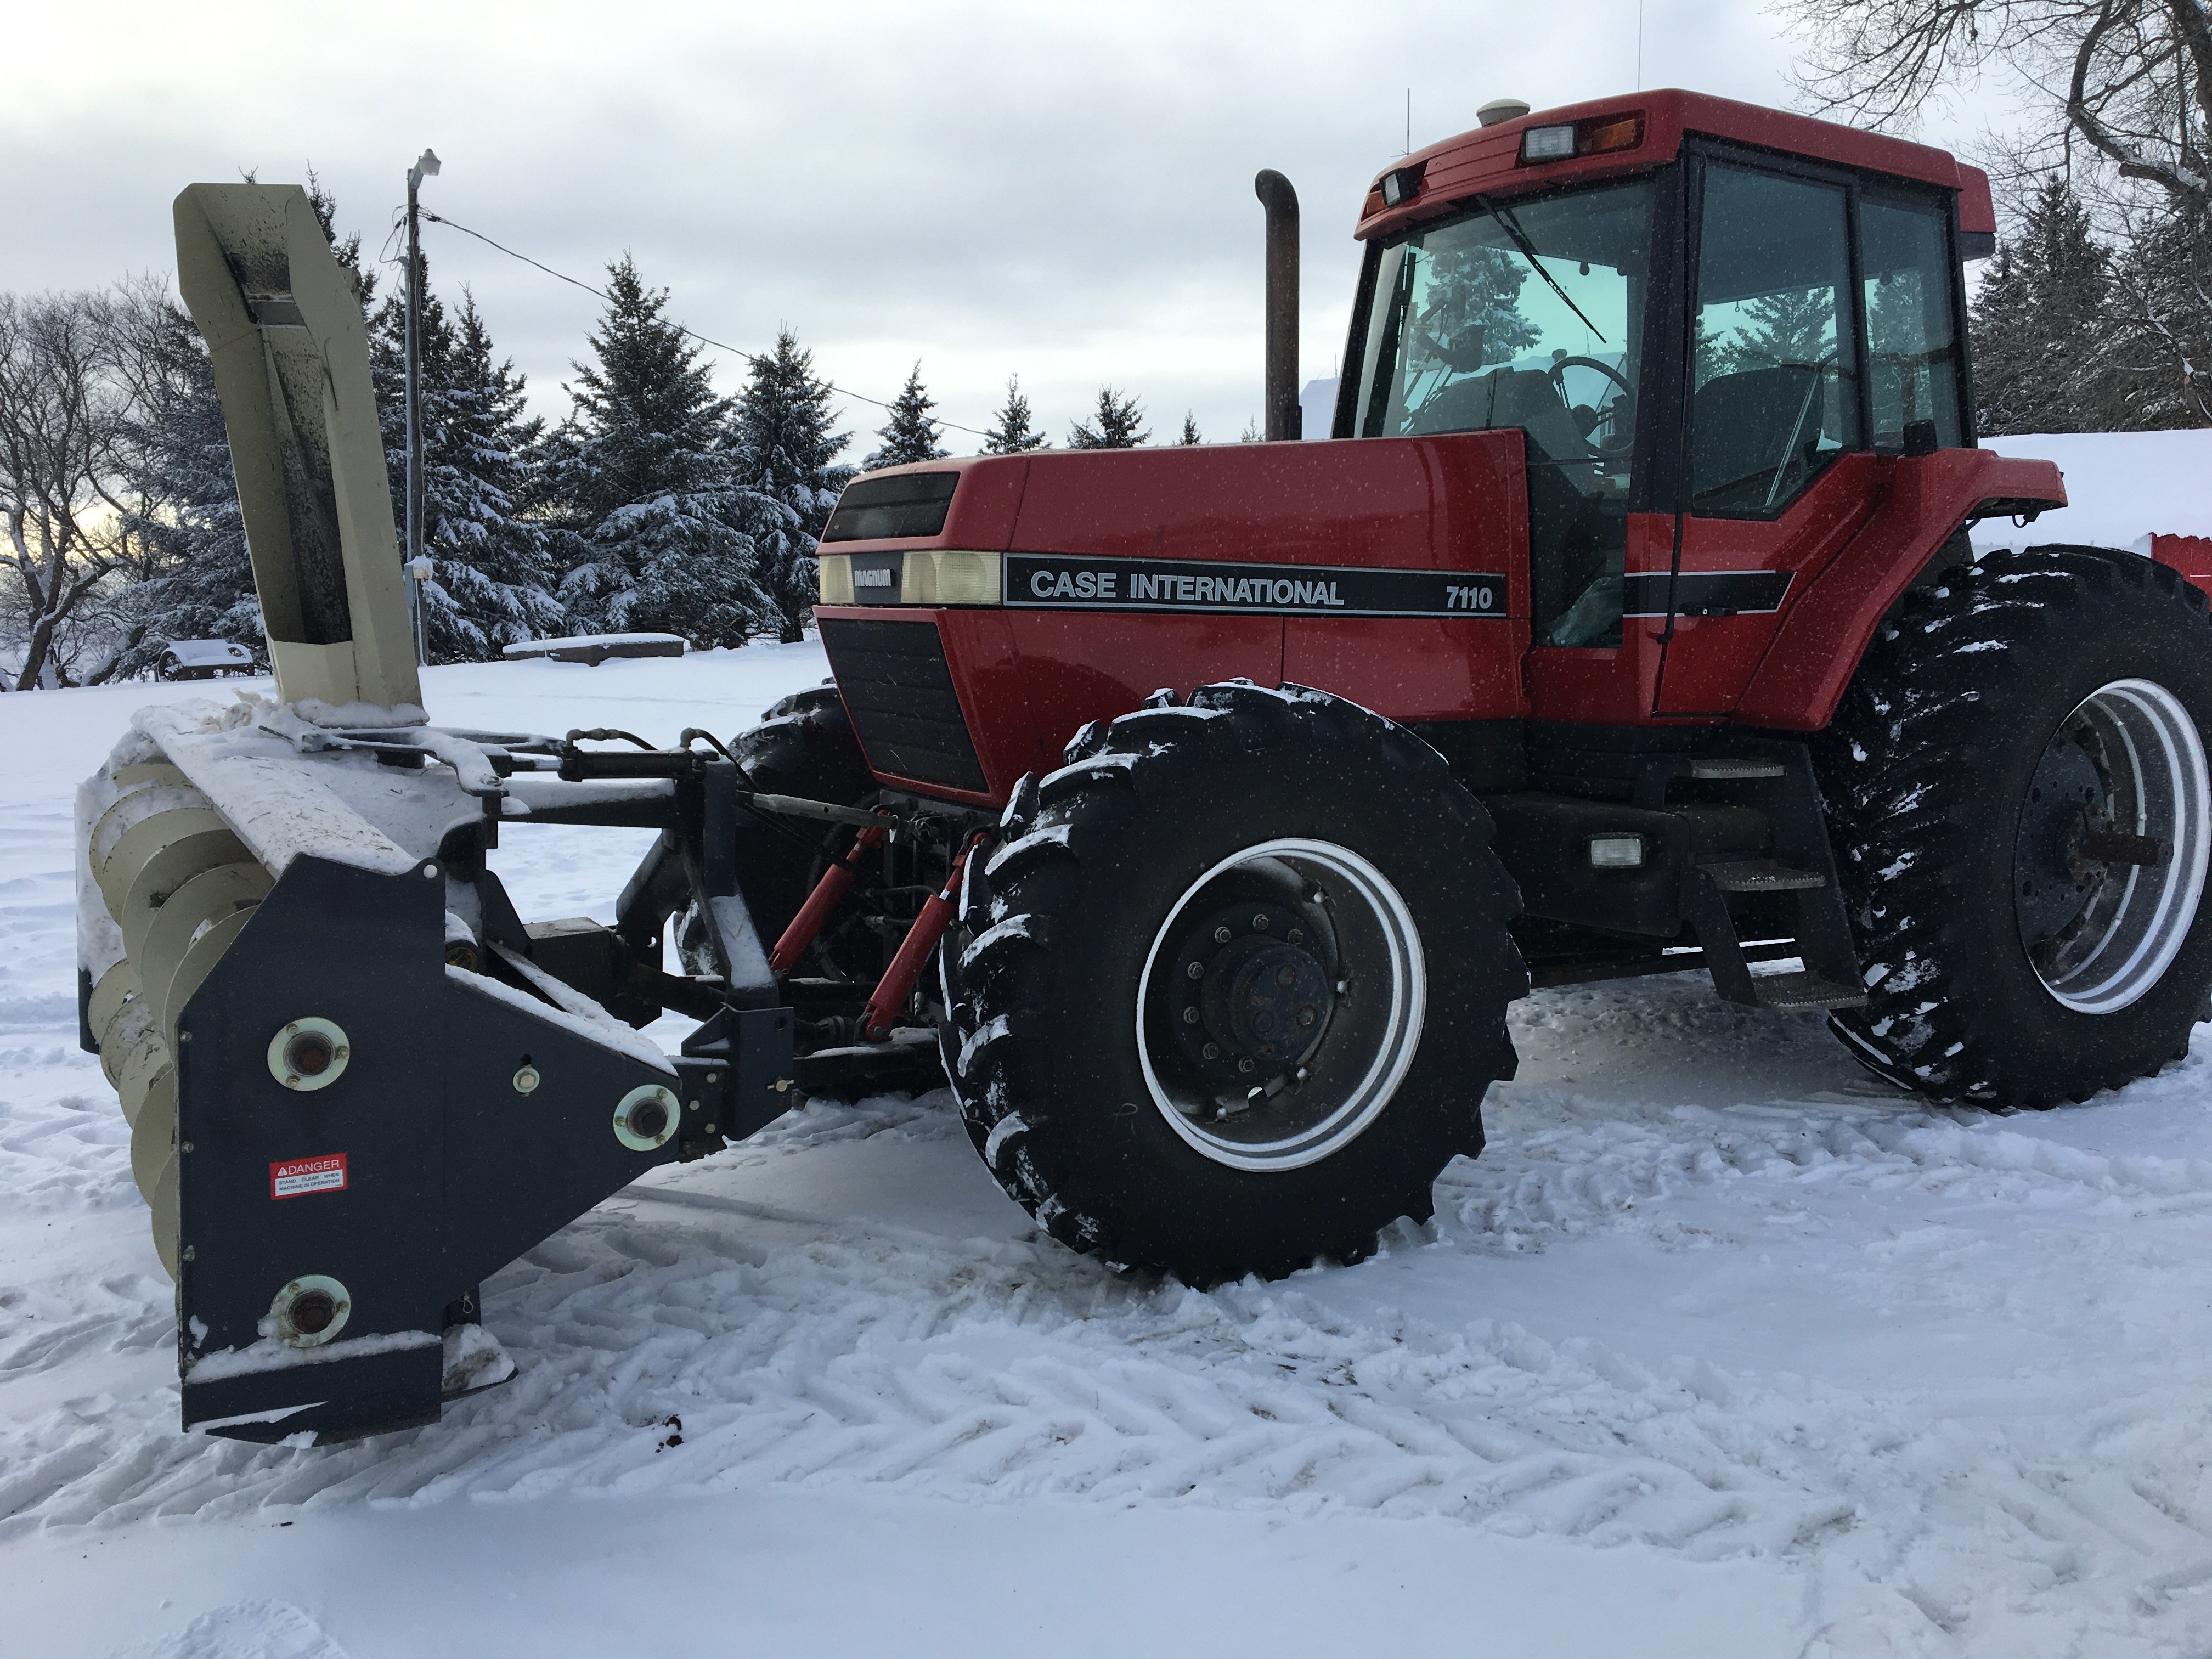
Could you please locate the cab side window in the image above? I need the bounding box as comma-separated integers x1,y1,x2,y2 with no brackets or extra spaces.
1860,193,1964,450
1691,165,1862,516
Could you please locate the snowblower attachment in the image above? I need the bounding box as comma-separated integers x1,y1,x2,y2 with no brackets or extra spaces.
75,185,798,1442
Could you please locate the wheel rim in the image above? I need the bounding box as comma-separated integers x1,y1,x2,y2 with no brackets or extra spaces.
1135,838,1425,1172
2011,678,2211,1014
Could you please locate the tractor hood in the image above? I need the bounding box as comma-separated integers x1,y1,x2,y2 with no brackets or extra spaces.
815,437,1531,615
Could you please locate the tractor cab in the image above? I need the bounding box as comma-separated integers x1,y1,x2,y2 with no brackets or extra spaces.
1338,91,1985,722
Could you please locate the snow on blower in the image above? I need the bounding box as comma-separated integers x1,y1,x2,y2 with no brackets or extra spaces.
82,91,2212,1444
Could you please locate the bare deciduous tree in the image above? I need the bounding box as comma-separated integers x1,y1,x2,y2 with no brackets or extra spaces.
1781,1,2212,426
1780,1,2212,205
0,290,138,690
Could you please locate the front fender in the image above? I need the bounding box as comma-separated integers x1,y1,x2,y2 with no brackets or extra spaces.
1735,449,2066,730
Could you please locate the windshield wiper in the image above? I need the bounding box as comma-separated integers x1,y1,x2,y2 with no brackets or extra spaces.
1472,193,1607,345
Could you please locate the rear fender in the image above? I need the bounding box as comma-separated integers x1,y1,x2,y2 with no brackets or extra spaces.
1734,450,2066,730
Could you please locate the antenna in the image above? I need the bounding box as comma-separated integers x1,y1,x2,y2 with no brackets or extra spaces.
1637,0,1645,91
1406,88,1412,154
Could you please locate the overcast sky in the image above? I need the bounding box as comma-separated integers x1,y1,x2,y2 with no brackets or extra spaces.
3,1,2010,453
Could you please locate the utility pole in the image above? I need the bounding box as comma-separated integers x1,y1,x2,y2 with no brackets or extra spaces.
403,148,441,667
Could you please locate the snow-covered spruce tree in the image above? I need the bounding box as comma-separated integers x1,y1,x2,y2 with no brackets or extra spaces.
99,285,259,681
981,376,1046,454
862,363,948,469
1969,176,2113,436
543,257,774,647
369,264,565,662
1068,387,1148,449
1177,412,1202,445
730,327,853,642
2104,200,2212,430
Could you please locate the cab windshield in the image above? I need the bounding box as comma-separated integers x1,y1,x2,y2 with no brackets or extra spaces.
1350,177,1655,646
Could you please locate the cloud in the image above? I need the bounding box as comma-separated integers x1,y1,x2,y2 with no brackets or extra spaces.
0,0,1993,451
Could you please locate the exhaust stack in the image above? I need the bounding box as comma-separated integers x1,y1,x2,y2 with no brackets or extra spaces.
1254,170,1300,441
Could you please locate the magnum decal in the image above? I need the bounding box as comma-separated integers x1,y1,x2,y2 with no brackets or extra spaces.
1003,554,1509,618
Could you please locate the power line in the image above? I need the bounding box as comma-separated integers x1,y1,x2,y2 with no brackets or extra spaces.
415,208,994,441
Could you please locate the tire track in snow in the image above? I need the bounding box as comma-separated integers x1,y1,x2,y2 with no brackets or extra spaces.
4,1082,2212,1655
9,980,2212,1652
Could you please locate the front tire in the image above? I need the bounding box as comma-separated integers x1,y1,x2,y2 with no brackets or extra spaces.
724,683,877,975
1816,548,2212,1106
940,682,1526,1285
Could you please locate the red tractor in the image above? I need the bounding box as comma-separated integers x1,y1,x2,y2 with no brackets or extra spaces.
769,89,2212,1284
87,92,2212,1441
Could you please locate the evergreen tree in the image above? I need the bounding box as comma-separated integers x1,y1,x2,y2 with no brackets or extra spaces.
1419,244,1540,367
863,363,948,469
543,257,773,645
2100,202,2212,430
102,289,259,679
1970,177,2112,435
1177,412,1202,445
369,267,565,661
93,174,369,681
731,327,853,642
1068,387,1148,449
1240,419,1263,442
981,375,1046,454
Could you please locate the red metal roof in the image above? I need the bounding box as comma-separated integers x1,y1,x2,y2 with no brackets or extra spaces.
1355,88,1994,241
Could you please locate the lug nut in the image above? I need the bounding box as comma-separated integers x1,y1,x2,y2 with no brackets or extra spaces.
1182,1006,1199,1024
1288,928,1304,945
1186,961,1204,980
1252,913,1269,931
1237,1057,1255,1074
1214,926,1232,944
1275,965,1297,988
1297,1006,1317,1026
1203,1042,1221,1059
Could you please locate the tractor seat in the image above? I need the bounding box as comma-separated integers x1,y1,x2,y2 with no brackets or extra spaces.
1407,367,1598,488
1691,364,1825,508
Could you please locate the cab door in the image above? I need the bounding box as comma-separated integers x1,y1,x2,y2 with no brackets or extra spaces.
1653,153,1969,715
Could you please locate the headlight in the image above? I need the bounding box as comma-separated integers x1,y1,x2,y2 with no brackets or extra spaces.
814,551,1002,607
905,551,1002,605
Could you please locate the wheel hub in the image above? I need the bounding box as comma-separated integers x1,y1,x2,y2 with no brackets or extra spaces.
2015,736,2107,941
1169,901,1335,1087
1136,839,1426,1172
2008,678,2212,1013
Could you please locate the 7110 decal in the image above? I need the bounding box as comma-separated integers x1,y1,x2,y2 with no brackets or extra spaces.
1004,554,1509,619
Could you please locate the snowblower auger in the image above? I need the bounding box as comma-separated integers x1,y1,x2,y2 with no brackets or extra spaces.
75,185,828,1442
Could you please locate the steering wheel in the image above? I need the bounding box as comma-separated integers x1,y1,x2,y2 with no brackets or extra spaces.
1549,356,1635,456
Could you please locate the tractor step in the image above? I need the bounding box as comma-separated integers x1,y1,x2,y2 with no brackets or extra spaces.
1689,758,1787,780
1704,858,1826,893
1750,969,1869,1011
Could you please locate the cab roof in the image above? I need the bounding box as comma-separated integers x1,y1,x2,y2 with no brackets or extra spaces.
1355,88,1995,242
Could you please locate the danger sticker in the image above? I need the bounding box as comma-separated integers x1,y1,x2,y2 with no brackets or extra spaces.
270,1153,348,1200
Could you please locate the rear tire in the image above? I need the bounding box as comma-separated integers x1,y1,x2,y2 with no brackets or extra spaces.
940,682,1526,1285
1815,548,2212,1107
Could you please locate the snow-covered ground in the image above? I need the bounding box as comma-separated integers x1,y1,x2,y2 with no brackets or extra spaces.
9,647,2212,1657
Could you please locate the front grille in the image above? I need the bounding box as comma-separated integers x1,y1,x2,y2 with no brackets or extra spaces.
819,618,988,793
